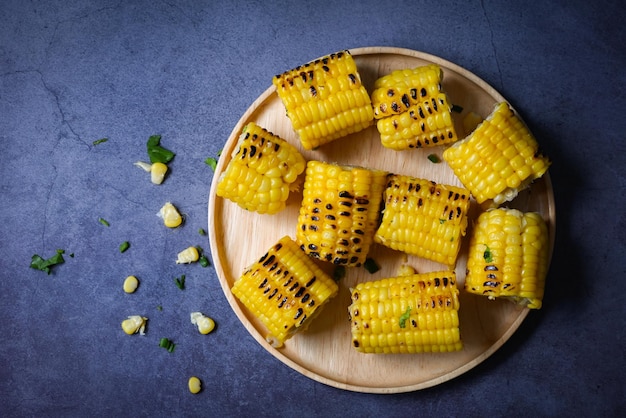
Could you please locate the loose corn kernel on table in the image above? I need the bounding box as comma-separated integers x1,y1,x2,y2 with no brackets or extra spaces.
2,0,625,416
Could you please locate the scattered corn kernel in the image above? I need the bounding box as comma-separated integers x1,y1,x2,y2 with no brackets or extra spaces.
134,161,152,172
190,312,216,334
123,275,139,293
121,315,147,335
397,264,416,276
188,376,202,394
158,202,183,228
150,162,168,184
176,246,199,264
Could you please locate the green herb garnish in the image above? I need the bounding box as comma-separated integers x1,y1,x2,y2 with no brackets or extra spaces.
205,157,217,171
439,218,446,224
399,306,412,328
198,228,206,236
363,257,380,274
98,217,110,227
159,337,176,353
199,255,210,268
157,305,163,311
175,275,186,290
147,135,175,164
119,241,130,253
332,265,346,281
483,245,493,263
93,138,108,146
30,249,65,275
451,104,464,113
427,154,440,163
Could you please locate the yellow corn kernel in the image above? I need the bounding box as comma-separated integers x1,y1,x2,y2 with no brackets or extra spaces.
295,160,388,267
463,111,483,135
216,122,305,214
231,236,339,346
348,271,462,354
371,64,443,119
443,102,551,205
176,246,199,264
150,162,168,184
374,175,471,266
465,208,549,309
272,50,374,150
121,315,147,335
376,93,458,150
190,312,216,335
157,202,183,228
123,275,139,293
397,264,417,276
188,376,202,394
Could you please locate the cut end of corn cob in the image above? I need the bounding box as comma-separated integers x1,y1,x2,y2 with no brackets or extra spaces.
295,160,388,267
272,50,374,150
348,271,462,354
371,65,458,150
231,236,339,346
465,208,549,309
374,175,471,267
216,122,306,214
443,102,551,205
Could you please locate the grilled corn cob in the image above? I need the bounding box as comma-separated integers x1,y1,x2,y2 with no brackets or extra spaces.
442,102,551,205
348,271,462,354
231,235,339,347
374,175,471,266
371,65,458,150
296,160,388,267
465,208,549,309
216,122,306,214
272,50,374,150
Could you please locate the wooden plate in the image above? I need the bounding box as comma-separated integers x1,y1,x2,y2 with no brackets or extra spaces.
208,47,555,393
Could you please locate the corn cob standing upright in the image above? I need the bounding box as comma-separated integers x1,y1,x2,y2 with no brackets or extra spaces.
216,122,306,214
296,160,388,267
465,208,550,309
374,175,471,266
371,64,459,150
443,102,551,205
348,270,462,354
231,235,339,347
272,50,374,150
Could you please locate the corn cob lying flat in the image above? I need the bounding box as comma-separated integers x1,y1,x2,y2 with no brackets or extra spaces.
465,208,549,309
272,50,374,150
348,271,462,354
442,102,551,205
216,122,306,214
374,175,471,266
231,235,339,347
296,160,388,267
371,65,458,150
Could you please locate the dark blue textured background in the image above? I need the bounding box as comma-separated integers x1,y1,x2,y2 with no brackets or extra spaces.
1,0,624,416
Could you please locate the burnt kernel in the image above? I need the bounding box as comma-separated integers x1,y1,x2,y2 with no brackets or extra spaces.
401,94,410,108
249,145,257,157
259,278,268,289
262,254,275,267
379,103,387,113
269,262,278,271
434,277,441,287
339,211,351,217
391,102,400,112
311,215,320,222
339,191,354,199
313,198,322,203
484,265,499,271
312,207,320,214
289,282,299,292
259,252,269,263
241,147,247,159
322,65,329,72
294,308,304,320
325,203,333,210
410,88,417,100
348,73,357,83
486,273,497,279
355,198,369,205
268,288,278,299
295,286,305,298
351,237,361,244
324,253,332,261
418,107,425,118
354,229,365,235
301,293,310,303
310,86,317,97
420,87,427,97
339,201,352,207
387,88,395,97
442,277,449,286
309,251,320,258
333,257,348,264
308,243,318,251
483,281,499,287
339,239,349,246
392,120,398,129
277,296,288,308
305,276,316,287
325,214,336,220
353,340,360,348
418,198,423,206
349,256,359,264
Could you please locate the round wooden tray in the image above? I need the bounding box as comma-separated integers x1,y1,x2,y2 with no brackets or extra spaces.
208,47,555,393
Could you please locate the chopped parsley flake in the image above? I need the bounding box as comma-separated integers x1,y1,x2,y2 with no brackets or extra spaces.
30,249,65,275
399,306,412,328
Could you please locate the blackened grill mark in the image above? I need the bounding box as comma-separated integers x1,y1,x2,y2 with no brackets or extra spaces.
294,308,304,320
259,278,268,289
485,265,499,271
325,214,336,220
295,287,305,298
249,145,257,157
348,73,356,83
322,65,329,72
410,88,417,100
301,293,310,303
434,277,441,287
387,89,395,97
310,86,317,97
305,277,316,287
355,198,369,205
483,281,499,287
420,87,427,97
241,147,247,159
486,274,497,279
268,288,278,299
325,203,333,210
339,191,354,199
442,277,449,286
391,102,400,112
262,255,275,267
269,262,278,271
308,244,318,251
289,282,299,292
401,94,410,108
278,296,288,308
418,107,425,118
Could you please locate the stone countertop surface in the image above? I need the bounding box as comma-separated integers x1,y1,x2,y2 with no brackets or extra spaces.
1,0,624,416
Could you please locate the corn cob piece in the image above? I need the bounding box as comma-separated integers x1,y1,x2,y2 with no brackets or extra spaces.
371,64,443,119
296,160,388,267
216,122,306,214
374,175,471,266
231,235,338,347
465,208,549,309
272,50,374,150
348,271,462,354
371,64,458,150
442,102,551,205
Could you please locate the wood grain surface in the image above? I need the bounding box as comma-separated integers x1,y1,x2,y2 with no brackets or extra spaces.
208,47,556,393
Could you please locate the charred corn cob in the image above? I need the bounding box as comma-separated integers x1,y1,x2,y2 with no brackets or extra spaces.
374,175,471,266
348,271,462,354
296,160,388,267
216,122,306,214
272,50,374,150
442,102,551,205
465,208,549,309
231,235,338,347
371,65,458,150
